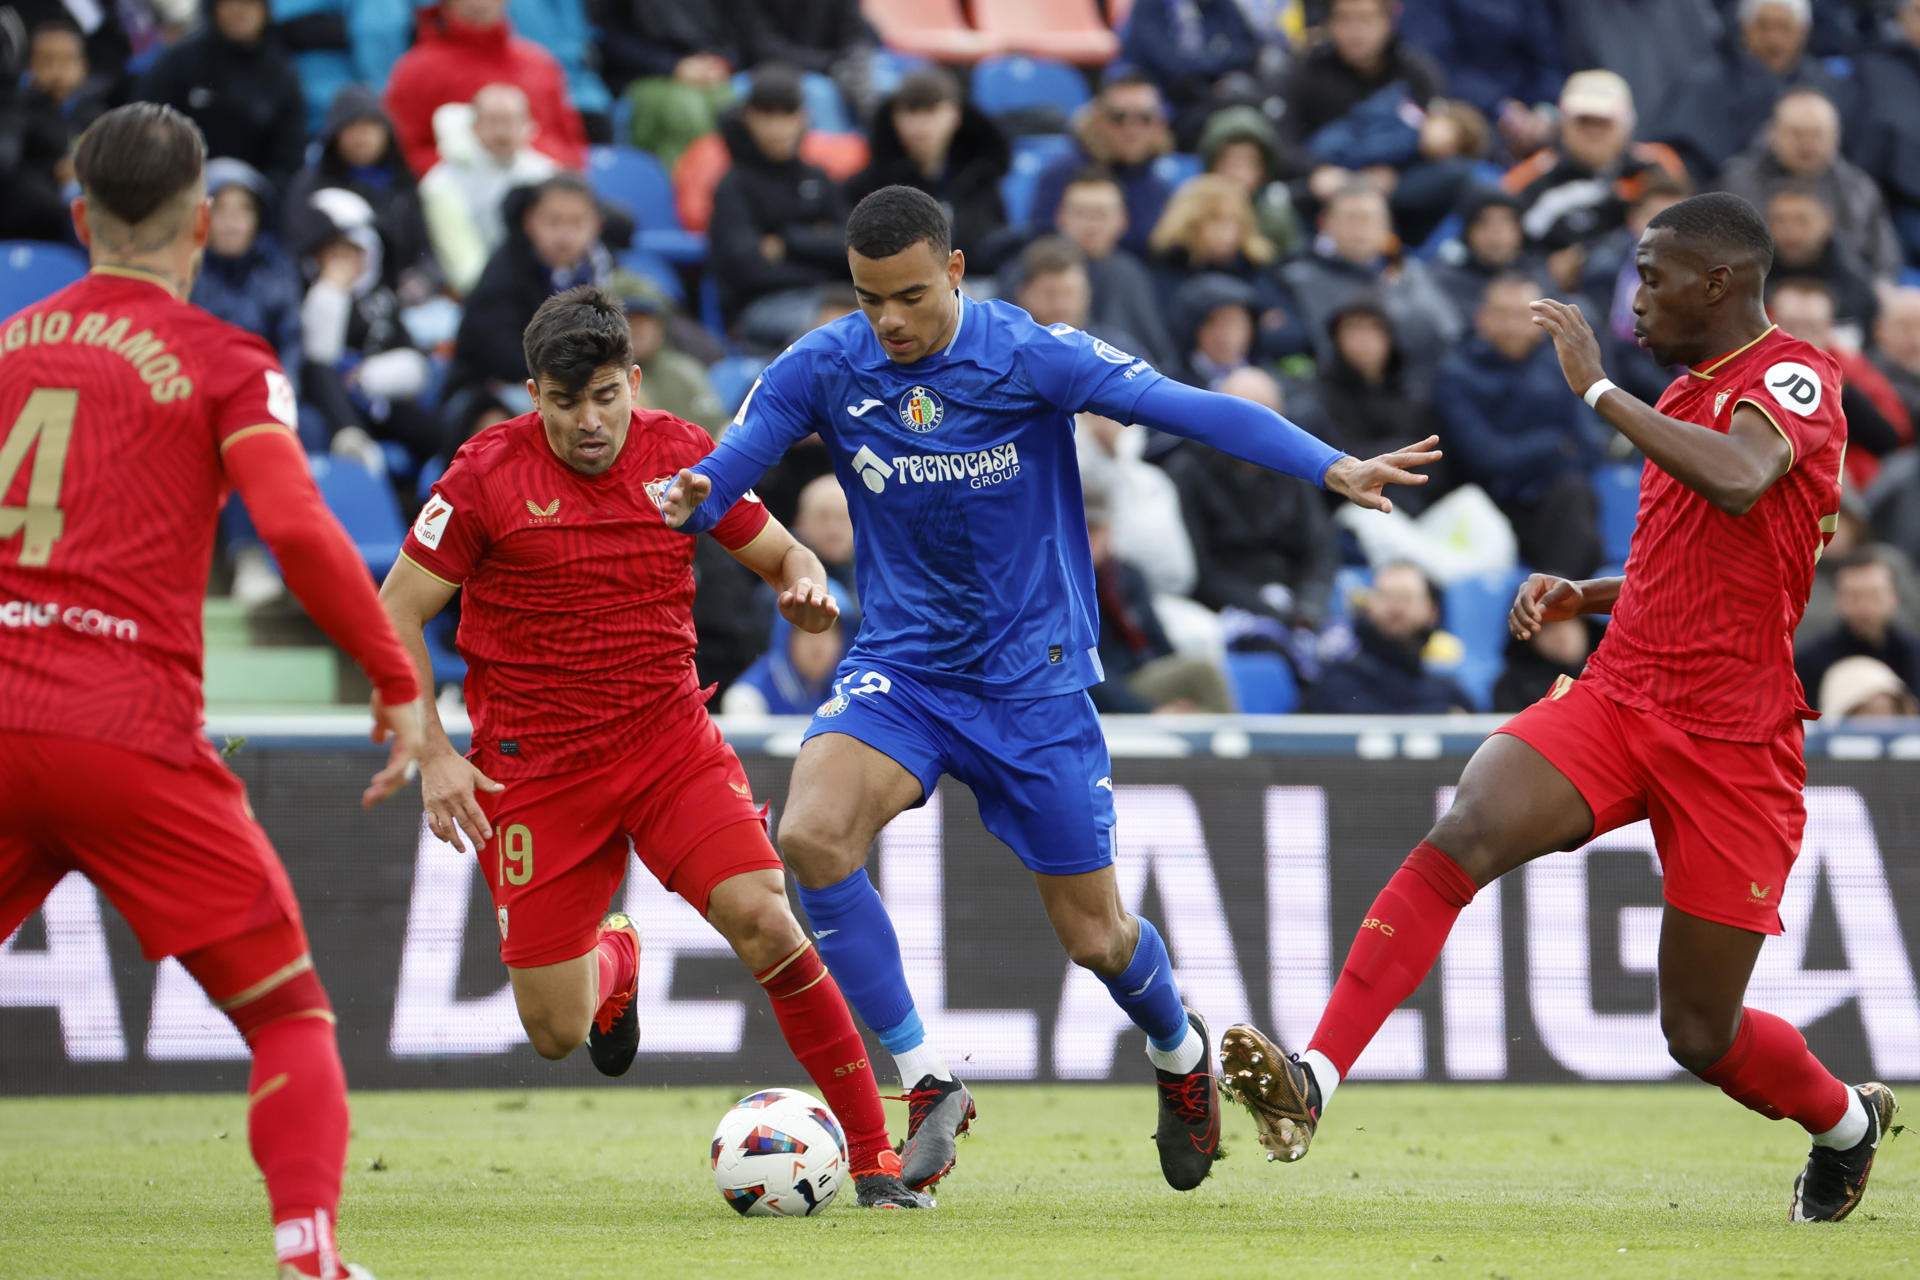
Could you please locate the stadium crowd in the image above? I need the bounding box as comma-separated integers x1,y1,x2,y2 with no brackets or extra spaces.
6,0,1920,720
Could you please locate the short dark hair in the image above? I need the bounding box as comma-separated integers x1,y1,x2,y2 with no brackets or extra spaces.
1099,68,1159,98
31,14,84,42
522,285,633,394
74,103,206,227
746,63,805,113
846,185,951,259
895,66,961,112
1485,271,1546,298
1831,547,1894,583
1062,166,1121,195
1018,235,1087,283
1770,274,1833,305
1631,170,1692,208
1645,191,1775,275
527,171,597,215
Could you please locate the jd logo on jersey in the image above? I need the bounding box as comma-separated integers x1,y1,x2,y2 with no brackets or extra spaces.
899,386,944,433
1763,361,1822,415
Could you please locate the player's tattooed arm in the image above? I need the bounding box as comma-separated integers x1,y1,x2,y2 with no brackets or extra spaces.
1530,299,1792,515
726,518,842,634
1509,574,1624,640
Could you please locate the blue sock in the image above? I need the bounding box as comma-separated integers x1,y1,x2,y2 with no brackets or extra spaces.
1102,916,1188,1051
794,868,920,1046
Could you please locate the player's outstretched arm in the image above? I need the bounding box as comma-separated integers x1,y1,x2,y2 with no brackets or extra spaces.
1530,299,1792,515
1126,377,1441,512
1509,573,1625,640
725,518,842,633
373,557,502,851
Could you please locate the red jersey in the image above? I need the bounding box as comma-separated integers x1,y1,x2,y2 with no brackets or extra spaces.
401,409,769,778
0,268,308,762
1584,326,1847,742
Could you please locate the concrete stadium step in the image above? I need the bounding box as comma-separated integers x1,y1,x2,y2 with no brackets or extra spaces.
203,646,340,706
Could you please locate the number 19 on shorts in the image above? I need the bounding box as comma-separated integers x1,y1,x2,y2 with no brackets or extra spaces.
497,823,533,887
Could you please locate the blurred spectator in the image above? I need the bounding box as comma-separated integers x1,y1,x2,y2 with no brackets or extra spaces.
288,187,440,469
1085,493,1232,714
791,474,856,606
1551,0,1722,131
1120,0,1281,148
24,15,109,130
506,0,613,142
1435,274,1607,577
720,579,854,717
1869,285,1920,423
419,83,559,296
710,66,847,347
1171,273,1258,387
598,0,735,166
1302,561,1470,714
136,0,306,194
1576,171,1690,404
1657,0,1845,184
1818,655,1920,721
1011,237,1138,347
1280,0,1441,146
1280,183,1461,372
444,173,610,431
1843,0,1920,264
284,86,435,299
1502,70,1687,269
1029,71,1175,258
1432,187,1543,320
1384,98,1494,249
383,0,586,177
1797,549,1920,705
692,533,771,694
0,17,105,241
845,68,1012,270
1053,169,1177,368
1,0,130,90
1148,175,1303,356
1397,0,1564,143
1768,277,1912,489
1766,184,1879,339
1798,494,1920,638
1492,617,1595,713
1160,367,1337,629
1721,88,1903,281
1303,299,1438,500
269,0,415,137
736,0,872,86
1198,105,1307,255
190,159,303,385
1076,411,1196,599
611,272,727,436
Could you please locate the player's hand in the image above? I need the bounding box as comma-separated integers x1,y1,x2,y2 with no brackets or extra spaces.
1324,435,1442,514
1510,573,1585,640
656,467,710,529
362,693,428,808
779,576,840,633
420,748,503,854
1529,298,1607,399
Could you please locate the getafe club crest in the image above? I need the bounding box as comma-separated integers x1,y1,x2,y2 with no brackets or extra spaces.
817,692,850,718
899,386,944,433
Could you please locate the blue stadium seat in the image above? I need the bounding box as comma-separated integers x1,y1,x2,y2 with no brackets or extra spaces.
970,55,1090,121
0,241,87,315
310,455,406,578
586,146,707,264
1152,152,1203,188
616,247,686,306
416,454,446,505
1593,461,1641,567
1011,132,1077,167
728,70,853,134
709,355,767,418
1328,565,1374,623
1224,650,1300,714
867,49,932,101
1002,136,1075,227
1441,568,1528,710
424,611,466,687
699,274,726,338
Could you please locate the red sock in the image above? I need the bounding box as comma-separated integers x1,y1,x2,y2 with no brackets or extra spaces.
1309,841,1478,1078
594,927,637,1010
1697,1007,1850,1131
755,940,893,1169
250,1013,350,1277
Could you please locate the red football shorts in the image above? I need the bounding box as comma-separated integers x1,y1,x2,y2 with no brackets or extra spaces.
0,731,302,959
474,707,779,967
1497,675,1806,934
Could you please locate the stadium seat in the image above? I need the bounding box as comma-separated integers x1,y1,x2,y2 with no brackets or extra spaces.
1441,568,1528,710
424,612,466,688
1593,461,1642,567
971,0,1120,66
729,70,854,134
416,455,446,505
1224,650,1300,714
1011,132,1077,168
709,356,768,418
1328,565,1374,623
868,48,933,100
862,0,1003,62
970,55,1090,121
310,455,407,579
586,146,708,264
617,247,687,306
1001,136,1075,226
699,275,727,338
0,240,87,314
1152,152,1203,188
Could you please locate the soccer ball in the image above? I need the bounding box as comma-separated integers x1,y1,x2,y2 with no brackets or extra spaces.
710,1088,848,1217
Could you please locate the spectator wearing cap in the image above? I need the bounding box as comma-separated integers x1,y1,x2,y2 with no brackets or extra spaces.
1766,184,1880,339
1120,0,1282,150
284,85,435,298
1843,0,1920,263
1197,106,1308,256
419,83,560,296
1431,187,1544,321
190,159,304,386
1434,274,1608,578
1029,71,1176,258
710,65,848,348
1819,656,1920,721
602,0,737,168
1767,279,1911,491
136,0,307,195
845,67,1013,270
1303,561,1471,714
1721,88,1903,282
612,273,727,436
1501,70,1688,269
1148,175,1304,358
1656,0,1846,185
721,577,857,718
1052,169,1178,369
383,0,587,176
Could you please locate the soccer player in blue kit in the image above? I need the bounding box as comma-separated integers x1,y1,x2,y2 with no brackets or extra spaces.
658,187,1438,1194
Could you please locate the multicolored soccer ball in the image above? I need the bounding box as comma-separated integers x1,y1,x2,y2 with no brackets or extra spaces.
710,1088,847,1217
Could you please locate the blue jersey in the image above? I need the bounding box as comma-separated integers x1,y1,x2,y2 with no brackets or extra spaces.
698,295,1167,698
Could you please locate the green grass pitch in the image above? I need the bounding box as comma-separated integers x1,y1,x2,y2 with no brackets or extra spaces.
1,1084,1913,1278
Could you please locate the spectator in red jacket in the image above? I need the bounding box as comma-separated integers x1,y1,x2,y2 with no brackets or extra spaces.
382,0,586,177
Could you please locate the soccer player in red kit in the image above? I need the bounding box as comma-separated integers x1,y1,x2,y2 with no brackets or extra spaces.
1219,193,1898,1221
0,105,426,1279
370,285,926,1209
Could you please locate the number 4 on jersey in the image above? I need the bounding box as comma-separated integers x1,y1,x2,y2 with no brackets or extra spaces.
0,387,78,566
